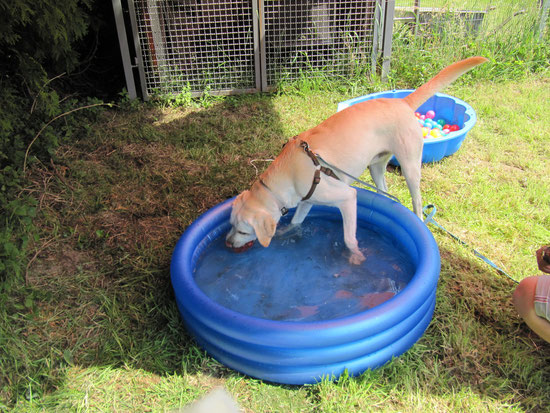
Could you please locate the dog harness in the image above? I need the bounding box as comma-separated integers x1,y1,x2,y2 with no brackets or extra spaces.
299,140,341,200
258,140,340,216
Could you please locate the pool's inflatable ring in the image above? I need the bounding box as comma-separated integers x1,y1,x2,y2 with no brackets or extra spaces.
171,187,440,384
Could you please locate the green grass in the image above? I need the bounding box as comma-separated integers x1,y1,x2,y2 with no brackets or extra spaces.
1,70,549,411
390,0,549,86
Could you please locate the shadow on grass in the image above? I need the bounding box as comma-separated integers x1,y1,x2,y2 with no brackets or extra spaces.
416,244,550,409
1,95,288,406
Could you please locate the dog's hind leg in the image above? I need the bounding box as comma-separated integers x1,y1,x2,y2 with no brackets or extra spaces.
368,153,392,192
394,128,424,220
400,160,423,220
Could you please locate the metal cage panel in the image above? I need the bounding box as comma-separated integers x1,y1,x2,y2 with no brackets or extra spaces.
261,0,379,89
123,0,382,97
130,0,260,97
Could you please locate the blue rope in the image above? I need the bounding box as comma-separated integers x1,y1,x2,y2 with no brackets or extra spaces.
423,204,517,283
314,153,516,283
315,154,402,204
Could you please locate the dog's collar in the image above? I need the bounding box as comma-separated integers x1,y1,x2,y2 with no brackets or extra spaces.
257,177,289,216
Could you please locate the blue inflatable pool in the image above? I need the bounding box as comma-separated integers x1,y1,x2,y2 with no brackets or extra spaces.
171,187,440,384
338,90,477,165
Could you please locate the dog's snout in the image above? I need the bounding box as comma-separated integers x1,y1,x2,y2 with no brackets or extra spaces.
225,238,255,253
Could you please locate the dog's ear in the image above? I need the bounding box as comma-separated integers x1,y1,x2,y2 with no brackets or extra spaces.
252,213,277,247
232,190,248,209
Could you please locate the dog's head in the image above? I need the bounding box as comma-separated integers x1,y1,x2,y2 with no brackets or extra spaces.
225,190,277,253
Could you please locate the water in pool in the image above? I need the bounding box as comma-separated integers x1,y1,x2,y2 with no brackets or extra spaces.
194,213,415,322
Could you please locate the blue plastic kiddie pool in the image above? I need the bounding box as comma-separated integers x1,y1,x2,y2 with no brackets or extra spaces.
171,187,441,385
337,90,477,165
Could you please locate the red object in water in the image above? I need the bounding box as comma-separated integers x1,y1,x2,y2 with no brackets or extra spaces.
294,305,320,318
359,291,396,309
227,240,255,253
334,290,354,299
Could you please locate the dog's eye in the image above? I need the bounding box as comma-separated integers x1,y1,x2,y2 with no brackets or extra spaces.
237,230,250,235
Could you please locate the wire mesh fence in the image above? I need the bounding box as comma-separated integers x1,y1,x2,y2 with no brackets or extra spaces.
127,0,382,97
119,1,548,98
130,0,259,97
261,0,379,89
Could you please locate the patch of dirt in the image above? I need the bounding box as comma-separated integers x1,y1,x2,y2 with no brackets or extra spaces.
115,142,205,178
26,246,98,285
94,210,181,253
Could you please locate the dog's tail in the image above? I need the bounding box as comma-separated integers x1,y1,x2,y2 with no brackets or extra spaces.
403,56,488,110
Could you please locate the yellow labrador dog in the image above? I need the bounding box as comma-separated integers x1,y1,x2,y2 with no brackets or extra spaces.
226,57,487,264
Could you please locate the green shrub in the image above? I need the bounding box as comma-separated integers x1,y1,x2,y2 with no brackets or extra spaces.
0,0,96,282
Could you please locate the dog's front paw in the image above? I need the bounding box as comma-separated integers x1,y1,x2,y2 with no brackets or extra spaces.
349,250,366,265
276,224,302,239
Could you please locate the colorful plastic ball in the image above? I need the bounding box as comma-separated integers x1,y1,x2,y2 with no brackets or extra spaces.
449,124,460,132
430,128,442,138
415,112,421,118
421,127,430,137
425,110,435,119
437,119,446,126
443,129,450,134
420,115,426,120
443,124,451,130
434,123,443,130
